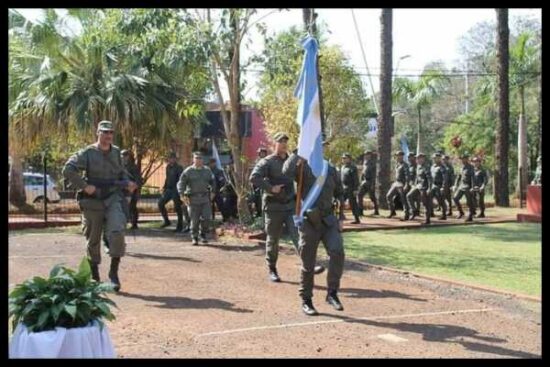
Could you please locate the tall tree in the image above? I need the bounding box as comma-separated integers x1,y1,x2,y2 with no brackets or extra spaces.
393,70,449,154
377,9,393,210
494,8,510,206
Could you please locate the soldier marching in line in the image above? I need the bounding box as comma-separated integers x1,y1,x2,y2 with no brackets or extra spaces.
158,152,190,232
357,150,379,216
406,152,421,217
429,153,448,220
340,153,361,224
386,151,410,221
249,132,324,283
442,154,455,216
471,157,488,218
208,158,227,222
62,121,138,291
453,153,476,222
406,153,432,224
177,152,217,246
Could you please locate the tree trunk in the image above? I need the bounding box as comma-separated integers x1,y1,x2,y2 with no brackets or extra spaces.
416,106,422,155
9,148,27,207
377,8,393,210
494,8,510,207
227,9,252,224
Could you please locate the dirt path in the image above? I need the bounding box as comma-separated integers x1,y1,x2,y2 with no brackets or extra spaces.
8,230,541,358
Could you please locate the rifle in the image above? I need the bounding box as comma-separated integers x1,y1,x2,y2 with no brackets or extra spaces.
80,178,131,200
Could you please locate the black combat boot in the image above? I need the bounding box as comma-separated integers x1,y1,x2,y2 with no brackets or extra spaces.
326,291,344,311
314,265,326,275
191,237,199,246
456,210,464,219
409,212,417,220
401,212,410,221
199,233,208,244
160,220,171,228
465,213,474,222
351,216,360,224
89,260,100,282
302,298,319,316
108,257,121,292
269,267,281,282
476,211,485,218
387,210,397,219
439,213,447,220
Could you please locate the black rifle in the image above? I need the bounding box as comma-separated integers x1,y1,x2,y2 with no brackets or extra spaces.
81,178,131,200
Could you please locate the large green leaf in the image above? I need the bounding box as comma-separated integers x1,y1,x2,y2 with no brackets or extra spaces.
64,304,77,320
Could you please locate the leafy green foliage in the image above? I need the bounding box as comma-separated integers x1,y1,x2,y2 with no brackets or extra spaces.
9,257,117,333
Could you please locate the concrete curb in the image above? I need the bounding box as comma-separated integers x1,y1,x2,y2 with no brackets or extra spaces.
342,219,518,232
344,259,541,303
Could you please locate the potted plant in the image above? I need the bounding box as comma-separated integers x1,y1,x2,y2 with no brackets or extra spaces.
9,257,118,358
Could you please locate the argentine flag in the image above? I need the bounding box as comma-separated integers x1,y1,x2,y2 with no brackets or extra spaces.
293,36,329,227
211,141,223,170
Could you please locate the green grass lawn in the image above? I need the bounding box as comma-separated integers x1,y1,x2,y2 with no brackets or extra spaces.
336,223,541,297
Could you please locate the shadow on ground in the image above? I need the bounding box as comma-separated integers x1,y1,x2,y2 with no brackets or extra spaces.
324,313,539,358
126,252,201,263
117,292,254,313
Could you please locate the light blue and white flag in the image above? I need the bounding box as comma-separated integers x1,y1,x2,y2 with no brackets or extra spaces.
293,36,329,227
211,141,223,171
400,135,410,157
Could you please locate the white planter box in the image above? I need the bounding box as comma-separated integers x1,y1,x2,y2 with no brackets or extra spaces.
9,320,116,358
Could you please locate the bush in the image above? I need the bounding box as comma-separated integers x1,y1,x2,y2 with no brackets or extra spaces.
9,257,117,333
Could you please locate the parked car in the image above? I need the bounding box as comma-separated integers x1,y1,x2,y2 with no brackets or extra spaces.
23,172,61,204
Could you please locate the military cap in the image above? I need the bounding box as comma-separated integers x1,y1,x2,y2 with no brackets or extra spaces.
408,152,416,158
273,132,289,142
167,152,177,159
394,150,405,156
471,156,480,162
121,149,130,156
193,151,203,159
257,147,267,153
364,150,373,155
97,120,114,131
459,152,470,159
443,155,451,160
432,152,442,159
341,153,352,159
416,152,426,158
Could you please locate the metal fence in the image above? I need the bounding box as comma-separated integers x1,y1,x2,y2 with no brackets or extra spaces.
8,160,176,225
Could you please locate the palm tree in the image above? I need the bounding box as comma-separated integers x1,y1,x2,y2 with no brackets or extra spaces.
393,71,449,155
494,8,510,207
377,8,393,210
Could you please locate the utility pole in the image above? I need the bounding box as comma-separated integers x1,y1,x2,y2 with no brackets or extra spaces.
465,59,470,114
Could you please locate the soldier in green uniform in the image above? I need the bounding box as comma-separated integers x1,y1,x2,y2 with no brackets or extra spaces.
386,151,410,220
249,132,324,282
178,152,217,246
282,152,346,316
121,149,142,229
453,153,475,222
340,153,361,224
62,121,137,291
357,150,379,216
406,153,421,217
429,153,447,220
406,153,432,224
442,155,455,216
471,157,488,218
158,152,190,232
208,158,227,221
